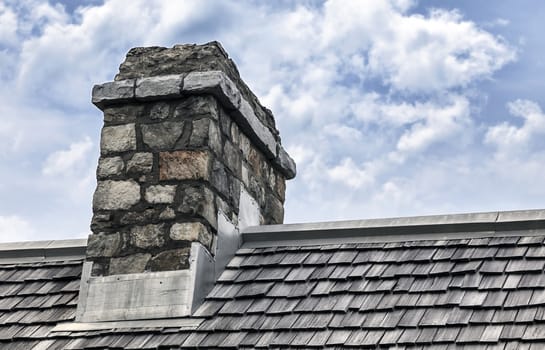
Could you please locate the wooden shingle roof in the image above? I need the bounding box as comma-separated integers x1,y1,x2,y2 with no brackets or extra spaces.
2,210,545,349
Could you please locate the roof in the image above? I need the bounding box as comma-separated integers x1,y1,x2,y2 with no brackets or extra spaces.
3,209,545,349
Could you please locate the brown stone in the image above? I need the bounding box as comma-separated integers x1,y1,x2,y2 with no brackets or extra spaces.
159,150,210,180
148,248,190,272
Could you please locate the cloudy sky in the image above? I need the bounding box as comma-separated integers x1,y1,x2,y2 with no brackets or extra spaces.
1,0,544,242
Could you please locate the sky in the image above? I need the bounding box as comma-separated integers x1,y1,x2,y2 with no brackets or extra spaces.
1,0,545,242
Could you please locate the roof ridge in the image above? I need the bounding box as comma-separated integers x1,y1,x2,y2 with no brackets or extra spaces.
0,238,87,264
242,209,545,247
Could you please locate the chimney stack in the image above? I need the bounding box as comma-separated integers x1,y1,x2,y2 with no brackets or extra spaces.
77,42,295,321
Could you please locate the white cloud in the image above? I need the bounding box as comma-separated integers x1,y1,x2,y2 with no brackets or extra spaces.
0,215,34,242
42,137,93,176
327,158,376,189
485,99,545,156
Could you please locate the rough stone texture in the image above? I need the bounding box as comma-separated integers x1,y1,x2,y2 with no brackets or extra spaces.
159,150,210,180
142,122,184,149
109,253,151,275
126,153,153,174
88,42,296,276
97,156,124,178
159,207,176,220
92,79,135,108
178,186,217,229
135,74,183,100
145,185,176,204
86,232,121,258
170,222,211,248
114,42,277,133
275,145,297,179
93,180,140,210
150,102,170,120
103,105,143,124
148,248,190,272
101,124,136,154
130,224,165,249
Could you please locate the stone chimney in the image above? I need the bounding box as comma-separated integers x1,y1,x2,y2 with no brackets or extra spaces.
77,42,295,322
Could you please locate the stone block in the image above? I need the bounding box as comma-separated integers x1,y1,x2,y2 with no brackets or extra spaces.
145,185,176,204
264,191,284,224
97,156,124,178
223,140,241,176
150,102,170,120
109,253,151,275
86,232,121,258
92,79,135,109
148,248,190,272
159,207,176,220
275,172,286,203
142,121,184,149
93,180,140,210
90,212,112,231
174,95,218,120
120,209,157,225
100,123,136,154
103,105,143,124
177,185,217,229
135,74,183,100
130,223,166,249
188,118,210,147
274,145,297,179
235,98,277,159
210,159,229,195
183,70,241,110
159,150,210,180
126,152,153,174
170,222,212,248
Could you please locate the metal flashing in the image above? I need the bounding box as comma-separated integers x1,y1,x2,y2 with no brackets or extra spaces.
242,209,545,247
51,317,203,332
0,238,87,263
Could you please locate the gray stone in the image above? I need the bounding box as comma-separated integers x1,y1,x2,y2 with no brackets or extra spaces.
210,159,229,196
178,186,217,229
235,98,277,159
188,118,210,147
150,102,170,120
109,253,151,275
174,95,218,120
126,152,153,174
135,74,183,100
170,222,211,247
100,123,136,154
264,191,284,224
86,232,121,258
103,105,143,123
145,185,176,204
90,212,113,231
92,79,135,109
148,248,190,272
142,121,184,149
274,145,297,179
93,180,140,210
183,70,241,110
230,122,240,145
97,156,124,178
208,120,222,155
159,207,176,220
223,140,241,176
130,224,165,249
120,209,157,225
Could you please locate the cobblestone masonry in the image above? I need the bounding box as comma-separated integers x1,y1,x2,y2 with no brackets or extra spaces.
87,42,296,276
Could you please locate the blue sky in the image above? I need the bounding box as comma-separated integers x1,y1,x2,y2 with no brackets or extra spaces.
1,0,544,242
